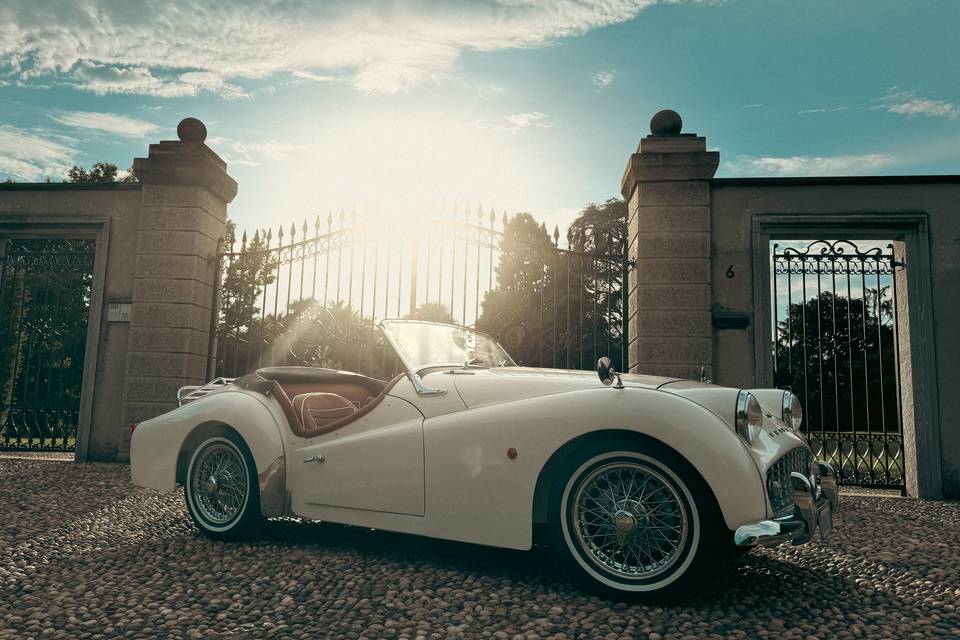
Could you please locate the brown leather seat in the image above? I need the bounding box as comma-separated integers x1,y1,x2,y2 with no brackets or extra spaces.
291,392,357,437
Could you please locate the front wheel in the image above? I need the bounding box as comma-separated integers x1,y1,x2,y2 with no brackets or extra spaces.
549,443,723,600
184,431,262,539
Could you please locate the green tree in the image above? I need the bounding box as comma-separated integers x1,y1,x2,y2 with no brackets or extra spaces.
477,200,629,370
774,288,897,437
564,198,629,370
567,198,628,257
67,162,138,183
476,213,555,366
218,221,276,332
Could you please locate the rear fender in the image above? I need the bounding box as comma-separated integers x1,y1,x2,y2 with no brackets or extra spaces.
130,389,288,517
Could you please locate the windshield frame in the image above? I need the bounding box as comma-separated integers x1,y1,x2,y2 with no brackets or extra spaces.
377,319,516,396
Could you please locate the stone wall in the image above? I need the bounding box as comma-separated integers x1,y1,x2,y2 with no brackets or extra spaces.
624,110,960,499
711,178,960,499
0,118,235,462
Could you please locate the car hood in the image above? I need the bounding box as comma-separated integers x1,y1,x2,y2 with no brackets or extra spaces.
449,366,684,408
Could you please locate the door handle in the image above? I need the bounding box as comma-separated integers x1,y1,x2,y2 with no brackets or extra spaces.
303,454,325,464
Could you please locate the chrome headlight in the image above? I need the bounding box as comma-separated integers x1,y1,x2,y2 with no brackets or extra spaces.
781,391,803,430
735,390,763,444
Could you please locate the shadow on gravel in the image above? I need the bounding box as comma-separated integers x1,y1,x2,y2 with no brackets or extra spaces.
248,517,860,606
253,518,550,583
245,515,933,627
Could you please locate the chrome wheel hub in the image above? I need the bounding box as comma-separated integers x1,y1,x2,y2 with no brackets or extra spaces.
191,442,248,526
613,509,637,534
571,460,689,580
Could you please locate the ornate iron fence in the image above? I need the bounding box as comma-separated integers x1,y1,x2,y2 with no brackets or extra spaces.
210,208,628,381
772,240,905,490
0,239,95,452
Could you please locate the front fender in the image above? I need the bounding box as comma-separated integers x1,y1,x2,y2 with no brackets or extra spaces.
130,389,288,516
422,387,766,550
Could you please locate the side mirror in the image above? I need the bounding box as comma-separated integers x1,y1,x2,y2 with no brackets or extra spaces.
597,356,614,386
597,357,623,388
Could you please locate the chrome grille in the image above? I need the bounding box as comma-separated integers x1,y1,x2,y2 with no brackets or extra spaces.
766,447,812,515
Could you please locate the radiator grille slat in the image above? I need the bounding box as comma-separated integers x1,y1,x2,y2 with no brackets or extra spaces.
767,447,811,515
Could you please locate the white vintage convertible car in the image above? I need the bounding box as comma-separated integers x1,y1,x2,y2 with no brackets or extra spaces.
131,319,837,599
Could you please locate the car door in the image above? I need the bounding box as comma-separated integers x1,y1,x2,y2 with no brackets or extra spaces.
289,394,426,518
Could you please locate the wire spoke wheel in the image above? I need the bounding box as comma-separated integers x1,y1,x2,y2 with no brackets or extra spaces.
190,441,249,526
571,460,689,581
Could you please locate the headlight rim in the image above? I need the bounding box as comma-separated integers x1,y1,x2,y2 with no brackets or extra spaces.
781,391,803,430
735,390,762,444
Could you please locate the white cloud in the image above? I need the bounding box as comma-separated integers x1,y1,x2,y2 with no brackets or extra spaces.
472,83,506,99
505,112,553,129
0,126,77,180
207,137,306,167
743,103,763,109
69,62,249,99
798,105,850,114
50,111,159,138
477,111,555,133
0,0,667,96
592,70,617,89
292,71,336,83
877,90,959,119
725,153,898,177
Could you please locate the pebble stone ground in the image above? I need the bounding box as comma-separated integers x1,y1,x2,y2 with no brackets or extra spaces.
1,457,958,640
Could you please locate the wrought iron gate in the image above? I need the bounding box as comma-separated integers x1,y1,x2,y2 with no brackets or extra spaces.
211,208,628,381
0,239,95,452
771,240,905,490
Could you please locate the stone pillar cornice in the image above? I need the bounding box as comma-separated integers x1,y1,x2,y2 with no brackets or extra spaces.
622,127,719,197
132,117,238,204
621,149,720,193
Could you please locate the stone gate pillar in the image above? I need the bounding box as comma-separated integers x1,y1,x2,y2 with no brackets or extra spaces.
119,118,236,459
621,110,718,379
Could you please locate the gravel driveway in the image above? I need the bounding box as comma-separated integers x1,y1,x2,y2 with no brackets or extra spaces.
1,457,958,639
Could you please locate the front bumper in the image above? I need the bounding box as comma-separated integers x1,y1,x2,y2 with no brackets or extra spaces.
734,461,839,547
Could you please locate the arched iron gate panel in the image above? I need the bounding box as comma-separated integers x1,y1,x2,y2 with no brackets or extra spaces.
771,240,905,490
210,209,628,382
0,239,95,452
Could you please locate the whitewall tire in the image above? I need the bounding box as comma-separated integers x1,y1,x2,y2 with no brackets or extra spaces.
550,442,721,600
184,432,262,539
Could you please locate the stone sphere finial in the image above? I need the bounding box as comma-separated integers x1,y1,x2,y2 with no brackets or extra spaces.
177,117,207,143
650,109,682,135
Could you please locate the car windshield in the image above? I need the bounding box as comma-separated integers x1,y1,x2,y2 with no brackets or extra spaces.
380,320,516,372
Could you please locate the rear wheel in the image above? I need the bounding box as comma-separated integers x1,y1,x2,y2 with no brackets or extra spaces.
549,441,723,601
184,431,262,539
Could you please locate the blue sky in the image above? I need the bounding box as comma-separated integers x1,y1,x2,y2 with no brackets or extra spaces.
1,0,958,237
